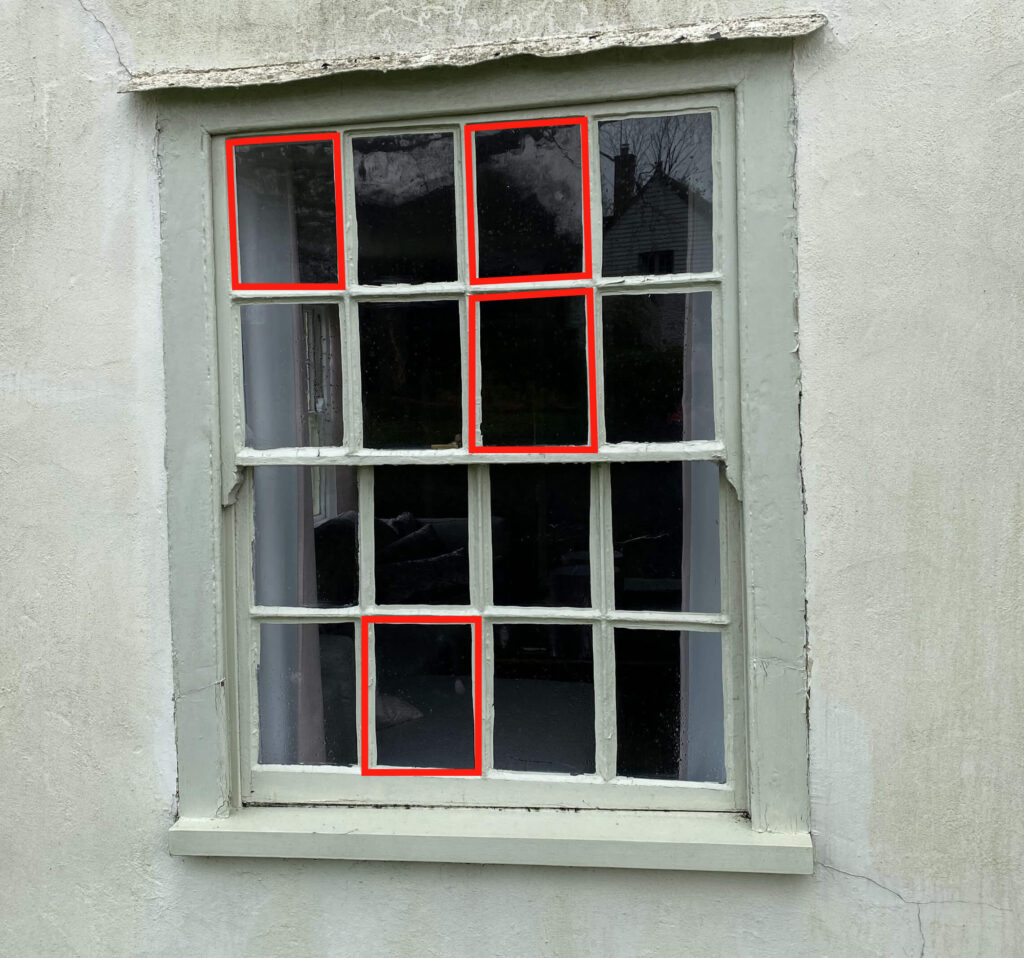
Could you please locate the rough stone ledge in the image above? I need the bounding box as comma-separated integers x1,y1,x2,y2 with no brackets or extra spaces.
120,13,827,93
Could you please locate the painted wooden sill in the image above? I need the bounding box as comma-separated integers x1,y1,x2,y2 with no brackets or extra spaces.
169,807,812,873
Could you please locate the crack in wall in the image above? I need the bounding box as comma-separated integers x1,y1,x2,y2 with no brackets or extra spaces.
820,862,1012,957
76,0,130,78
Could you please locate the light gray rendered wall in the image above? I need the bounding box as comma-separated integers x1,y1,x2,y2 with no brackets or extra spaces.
1,1,1022,955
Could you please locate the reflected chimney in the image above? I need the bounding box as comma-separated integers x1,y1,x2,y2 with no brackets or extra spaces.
613,144,636,217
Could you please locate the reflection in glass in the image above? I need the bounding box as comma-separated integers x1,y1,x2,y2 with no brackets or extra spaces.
253,466,358,607
359,301,461,449
242,304,343,449
353,133,457,285
233,140,339,284
374,466,469,605
258,622,357,766
493,624,594,773
614,629,724,782
478,294,590,447
474,124,584,278
603,292,714,443
374,623,475,769
600,113,713,276
610,461,720,612
490,464,591,607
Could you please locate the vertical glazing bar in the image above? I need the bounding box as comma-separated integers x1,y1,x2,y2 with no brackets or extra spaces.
593,291,607,446
357,466,375,767
340,130,359,291
481,619,495,774
588,110,604,282
469,296,482,447
458,295,470,451
468,463,491,771
592,462,617,780
453,123,469,288
366,621,378,767
342,295,362,450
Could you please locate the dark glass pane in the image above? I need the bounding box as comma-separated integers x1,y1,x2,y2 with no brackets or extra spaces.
474,124,584,278
603,292,714,443
258,622,357,766
374,466,469,605
353,133,457,284
253,466,358,607
600,113,713,276
374,623,475,769
610,461,720,612
234,140,338,284
478,294,590,447
493,624,594,773
359,301,461,449
614,629,724,782
490,464,591,607
242,304,343,449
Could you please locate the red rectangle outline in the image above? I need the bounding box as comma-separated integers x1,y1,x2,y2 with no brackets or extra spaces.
464,117,593,286
360,615,483,776
226,132,346,292
468,288,599,454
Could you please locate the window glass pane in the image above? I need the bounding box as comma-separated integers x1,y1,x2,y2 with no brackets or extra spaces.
374,466,469,605
490,464,591,607
478,294,590,447
258,622,357,766
359,301,461,449
493,624,594,773
614,629,724,782
603,292,714,443
242,304,343,449
610,461,720,612
600,113,713,276
253,466,358,607
353,132,457,284
473,123,584,278
374,623,475,769
233,140,339,285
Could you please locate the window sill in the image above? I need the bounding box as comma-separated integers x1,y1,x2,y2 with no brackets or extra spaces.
169,806,812,873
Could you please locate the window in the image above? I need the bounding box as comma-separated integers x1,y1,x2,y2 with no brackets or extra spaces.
161,44,810,871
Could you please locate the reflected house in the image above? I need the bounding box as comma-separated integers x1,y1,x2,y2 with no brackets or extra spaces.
603,146,713,278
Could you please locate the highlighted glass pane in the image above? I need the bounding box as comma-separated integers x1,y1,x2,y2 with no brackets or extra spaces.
242,304,343,449
253,465,359,608
610,461,720,613
493,624,594,774
477,294,591,448
232,138,340,285
473,122,586,279
614,629,724,782
603,292,714,443
258,622,357,766
490,464,591,607
359,301,461,450
373,622,475,770
374,466,469,605
599,113,713,276
353,132,457,284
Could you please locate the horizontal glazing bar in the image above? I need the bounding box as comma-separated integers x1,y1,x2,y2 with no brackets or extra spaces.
228,273,723,305
251,604,729,630
237,441,726,466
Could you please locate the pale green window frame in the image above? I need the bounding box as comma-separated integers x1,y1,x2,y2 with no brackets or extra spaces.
159,40,810,872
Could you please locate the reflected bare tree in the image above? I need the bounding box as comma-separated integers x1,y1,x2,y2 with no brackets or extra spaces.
599,114,712,219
